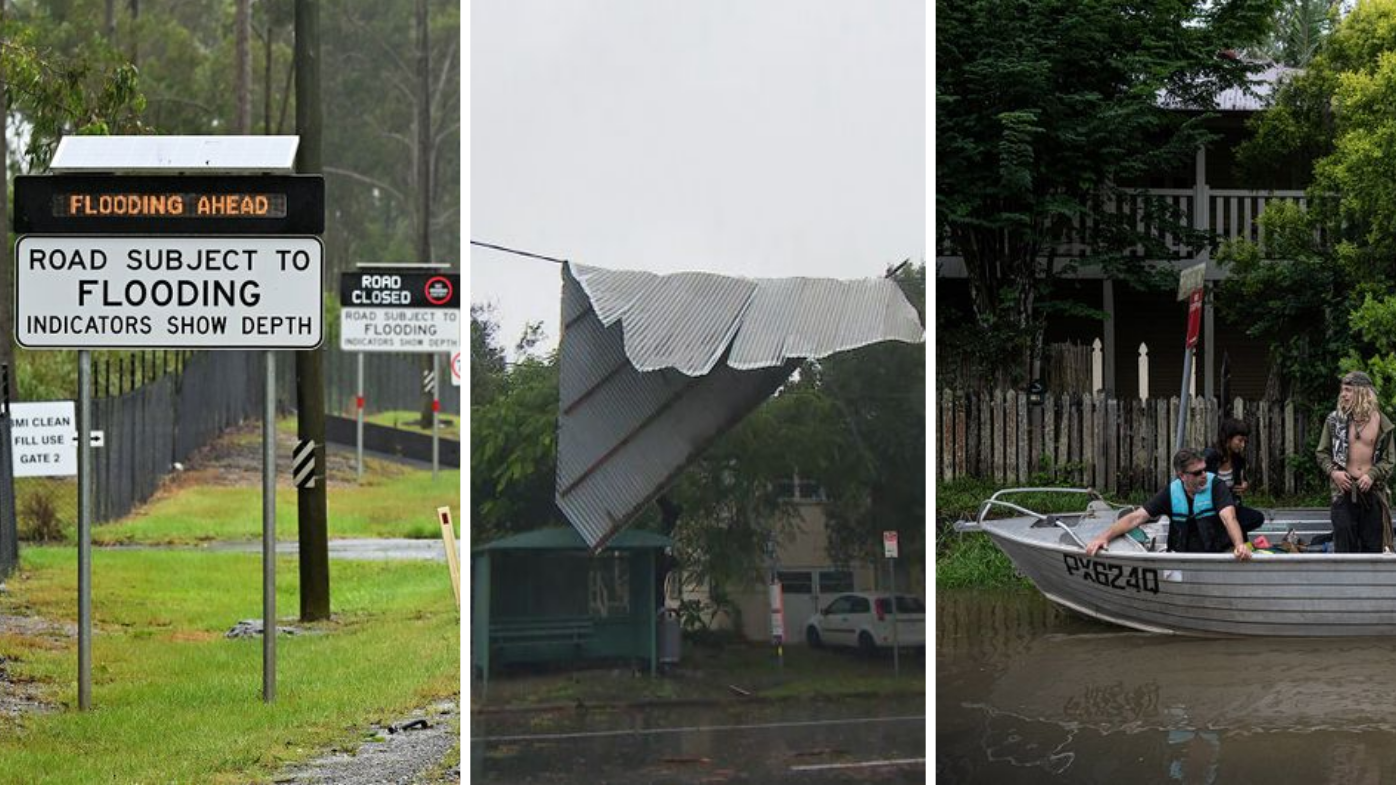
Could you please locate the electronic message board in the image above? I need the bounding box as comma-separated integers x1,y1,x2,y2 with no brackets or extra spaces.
14,175,324,235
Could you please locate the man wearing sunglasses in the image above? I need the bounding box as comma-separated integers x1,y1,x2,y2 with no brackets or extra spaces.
1316,370,1396,553
1086,447,1251,560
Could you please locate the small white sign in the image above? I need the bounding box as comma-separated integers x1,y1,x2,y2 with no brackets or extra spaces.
451,350,462,387
339,307,459,353
883,530,899,559
10,401,77,478
16,235,323,349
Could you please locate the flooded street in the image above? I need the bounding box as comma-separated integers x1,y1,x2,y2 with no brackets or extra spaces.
938,588,1396,783
472,696,925,783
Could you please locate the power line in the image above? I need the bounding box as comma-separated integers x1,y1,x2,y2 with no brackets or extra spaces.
470,240,568,265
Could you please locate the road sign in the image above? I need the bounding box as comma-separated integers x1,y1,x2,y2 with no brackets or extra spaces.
451,351,462,387
15,235,323,349
10,402,77,478
339,271,460,354
883,530,899,559
340,271,460,308
1177,262,1206,301
13,175,324,235
1185,288,1203,348
423,370,438,396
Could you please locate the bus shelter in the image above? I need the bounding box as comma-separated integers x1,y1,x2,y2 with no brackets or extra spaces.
471,527,672,690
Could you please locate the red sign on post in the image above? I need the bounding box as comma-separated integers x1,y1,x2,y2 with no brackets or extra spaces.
1185,288,1203,348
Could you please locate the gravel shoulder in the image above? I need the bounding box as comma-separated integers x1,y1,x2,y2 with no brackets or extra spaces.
275,699,460,785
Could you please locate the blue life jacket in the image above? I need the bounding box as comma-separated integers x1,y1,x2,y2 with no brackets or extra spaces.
1166,473,1222,552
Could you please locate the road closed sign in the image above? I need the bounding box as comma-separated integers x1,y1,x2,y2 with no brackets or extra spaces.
15,235,323,349
340,271,460,353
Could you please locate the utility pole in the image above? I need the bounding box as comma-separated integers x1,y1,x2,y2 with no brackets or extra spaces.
0,0,11,380
295,0,330,621
416,0,436,428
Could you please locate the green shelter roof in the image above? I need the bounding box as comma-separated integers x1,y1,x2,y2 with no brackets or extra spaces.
474,527,672,553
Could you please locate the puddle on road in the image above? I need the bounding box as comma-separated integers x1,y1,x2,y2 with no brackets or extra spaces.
938,588,1396,783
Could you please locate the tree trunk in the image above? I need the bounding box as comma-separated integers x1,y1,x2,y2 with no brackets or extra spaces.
295,0,329,622
264,18,273,134
235,0,251,134
0,0,12,382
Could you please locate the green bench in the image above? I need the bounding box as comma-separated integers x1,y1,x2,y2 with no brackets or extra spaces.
489,618,595,654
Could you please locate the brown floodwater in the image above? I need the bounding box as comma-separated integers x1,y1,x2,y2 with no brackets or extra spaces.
937,588,1396,783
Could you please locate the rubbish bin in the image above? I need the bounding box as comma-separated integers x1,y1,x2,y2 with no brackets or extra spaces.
657,608,681,665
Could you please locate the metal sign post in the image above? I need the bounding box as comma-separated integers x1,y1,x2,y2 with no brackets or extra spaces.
355,354,365,481
884,530,900,679
77,351,92,710
1175,263,1207,453
263,352,276,703
768,580,785,672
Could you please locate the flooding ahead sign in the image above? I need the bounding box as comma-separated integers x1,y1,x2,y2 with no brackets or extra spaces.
15,235,323,349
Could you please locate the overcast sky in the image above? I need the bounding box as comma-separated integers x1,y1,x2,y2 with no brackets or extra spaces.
470,1,925,356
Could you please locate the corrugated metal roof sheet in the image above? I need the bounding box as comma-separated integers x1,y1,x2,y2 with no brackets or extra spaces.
556,263,924,551
571,263,923,376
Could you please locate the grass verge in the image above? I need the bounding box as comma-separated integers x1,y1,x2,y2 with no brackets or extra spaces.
0,546,458,784
93,469,461,545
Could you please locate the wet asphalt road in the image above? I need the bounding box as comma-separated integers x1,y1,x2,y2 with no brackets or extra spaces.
470,695,925,783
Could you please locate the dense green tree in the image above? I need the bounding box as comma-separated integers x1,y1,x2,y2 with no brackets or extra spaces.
937,0,1281,384
1228,0,1396,413
1258,0,1343,66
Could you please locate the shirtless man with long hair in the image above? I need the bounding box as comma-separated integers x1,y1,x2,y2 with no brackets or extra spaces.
1316,371,1396,553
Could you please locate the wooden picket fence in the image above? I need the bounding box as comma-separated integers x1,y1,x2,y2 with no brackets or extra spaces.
936,389,1318,497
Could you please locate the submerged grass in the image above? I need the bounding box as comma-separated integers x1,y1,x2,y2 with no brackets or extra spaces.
0,547,458,784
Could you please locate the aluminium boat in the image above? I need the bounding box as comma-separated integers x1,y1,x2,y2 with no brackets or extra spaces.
953,488,1396,636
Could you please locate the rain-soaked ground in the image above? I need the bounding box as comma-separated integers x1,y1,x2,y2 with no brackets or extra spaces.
938,588,1396,783
471,695,925,783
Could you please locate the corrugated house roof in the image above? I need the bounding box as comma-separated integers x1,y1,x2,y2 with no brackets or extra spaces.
1157,61,1300,113
556,262,924,551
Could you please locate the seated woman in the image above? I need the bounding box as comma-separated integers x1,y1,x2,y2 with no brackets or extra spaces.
1203,418,1265,539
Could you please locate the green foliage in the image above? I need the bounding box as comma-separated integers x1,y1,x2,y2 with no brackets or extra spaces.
17,481,68,543
1236,0,1396,415
1258,0,1343,66
938,0,1281,381
2,20,147,169
469,310,563,540
1214,201,1352,404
